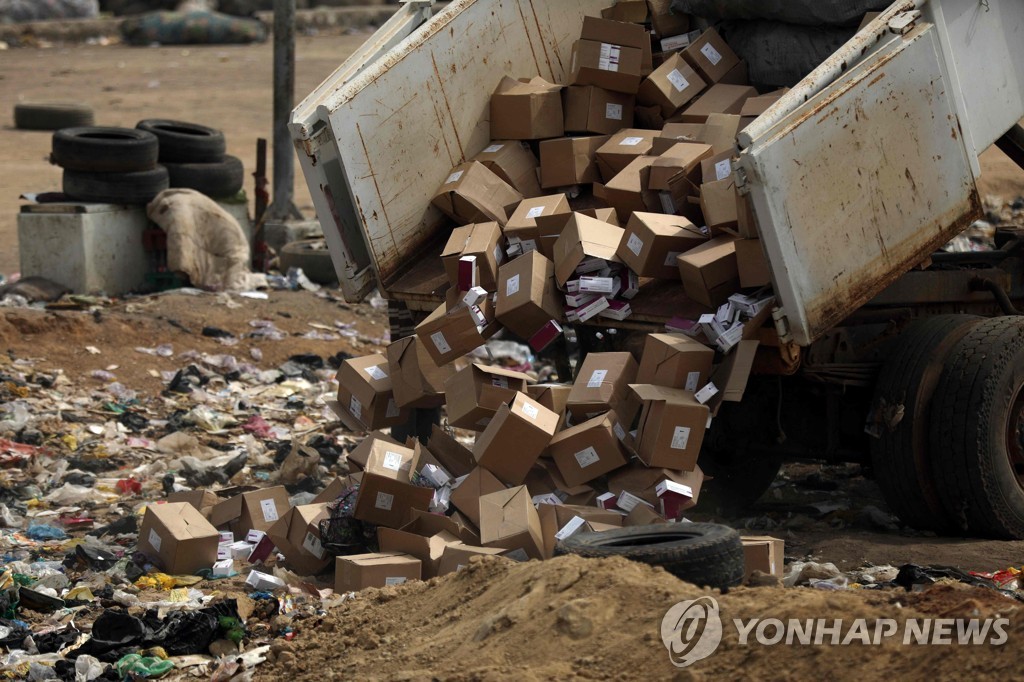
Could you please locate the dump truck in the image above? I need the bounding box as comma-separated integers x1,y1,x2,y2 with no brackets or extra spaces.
290,0,1024,538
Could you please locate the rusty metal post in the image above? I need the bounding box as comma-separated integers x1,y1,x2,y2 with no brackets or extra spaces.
268,0,301,221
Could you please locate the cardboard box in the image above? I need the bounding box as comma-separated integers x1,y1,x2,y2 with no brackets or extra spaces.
377,524,460,579
552,213,625,286
700,113,742,156
736,238,771,288
739,91,786,129
449,465,506,527
431,161,523,226
609,464,704,507
353,440,433,528
527,383,572,418
638,53,706,117
677,84,757,124
438,542,510,576
647,0,689,38
681,28,740,83
564,85,636,135
266,503,331,576
335,353,409,431
602,0,648,22
596,128,658,181
708,339,758,413
648,142,712,192
624,502,669,525
570,17,649,94
741,536,785,578
595,155,659,223
165,490,219,519
636,332,715,391
699,177,738,230
474,392,560,485
537,503,625,558
426,425,477,478
491,76,564,141
138,502,220,575
209,486,291,539
676,235,740,307
479,486,545,560
346,431,404,470
701,151,734,185
735,191,759,239
547,413,628,488
628,384,709,469
474,141,543,198
719,59,749,86
414,299,501,367
335,552,422,592
504,194,571,251
617,212,707,280
386,335,459,409
440,221,504,291
496,250,563,339
539,136,609,188
659,122,706,145
567,352,638,421
443,363,532,431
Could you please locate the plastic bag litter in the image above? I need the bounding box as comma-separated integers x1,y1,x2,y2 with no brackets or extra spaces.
783,561,843,587
114,653,174,679
26,524,67,541
74,654,105,681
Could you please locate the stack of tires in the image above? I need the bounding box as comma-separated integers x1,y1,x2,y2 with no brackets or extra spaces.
53,127,169,204
136,120,244,199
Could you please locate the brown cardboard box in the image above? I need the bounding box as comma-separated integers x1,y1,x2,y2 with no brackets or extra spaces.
636,333,715,390
346,431,406,471
547,413,628,488
490,76,564,141
443,363,533,431
708,339,758,414
736,238,771,288
700,113,742,155
414,299,501,367
496,250,563,339
735,191,759,239
335,552,421,592
387,335,459,409
638,54,706,117
567,352,639,421
431,161,523,226
335,353,409,431
647,0,689,38
628,384,709,469
312,476,354,505
474,392,560,485
138,502,220,575
440,224,474,285
539,136,609,188
648,142,713,191
677,84,758,124
624,502,669,525
377,524,460,578
581,207,620,226
440,221,504,291
660,122,706,145
353,439,432,528
209,486,291,539
635,104,667,130
166,490,219,519
479,486,545,560
405,508,480,545
700,177,739,230
719,59,749,86
438,542,510,575
676,234,740,307
449,465,506,527
474,141,543,198
570,17,649,94
537,503,625,558
739,91,786,129
426,425,477,478
609,464,705,508
617,212,707,279
595,155,659,223
504,194,571,251
564,85,636,135
741,536,785,578
552,213,625,286
527,383,572,417
596,128,658,180
602,0,648,22
266,503,332,576
681,28,740,83
701,151,734,185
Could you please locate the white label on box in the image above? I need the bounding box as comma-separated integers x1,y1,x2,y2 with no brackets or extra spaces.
260,499,279,523
386,397,401,418
302,532,326,559
554,516,588,541
627,233,644,256
430,332,451,355
382,450,404,471
506,274,520,297
685,371,701,393
598,43,621,72
574,446,600,468
695,382,719,405
714,158,732,181
521,402,539,420
349,395,362,419
621,136,645,146
521,239,537,252
587,369,608,388
445,170,464,185
385,576,407,586
613,422,626,441
492,377,509,389
605,102,624,121
671,426,691,450
364,364,388,381
526,206,546,219
482,144,504,154
148,529,162,552
667,68,690,92
701,42,723,66
375,492,394,511
504,548,529,562
664,251,682,267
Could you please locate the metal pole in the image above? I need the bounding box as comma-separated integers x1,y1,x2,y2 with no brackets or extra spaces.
269,0,301,220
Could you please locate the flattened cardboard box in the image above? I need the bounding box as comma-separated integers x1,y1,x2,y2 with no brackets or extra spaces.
490,76,564,141
209,486,291,539
681,28,740,83
443,363,533,431
438,542,510,576
595,155,659,223
539,136,609,188
474,141,543,198
637,333,715,390
378,525,460,579
677,84,757,125
431,161,523,226
504,194,571,251
596,128,658,181
552,213,625,286
567,351,638,421
617,211,707,279
495,250,563,339
166,490,219,519
474,392,560,485
387,335,459,409
139,502,220,575
638,53,706,118
266,503,332,576
335,552,421,592
335,353,408,431
479,486,545,560
546,413,628,488
741,536,785,578
676,234,740,308
564,85,636,135
415,299,500,367
449,465,506,527
629,384,709,469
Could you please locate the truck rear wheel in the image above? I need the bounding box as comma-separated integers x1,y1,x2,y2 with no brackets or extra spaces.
869,315,981,533
929,317,1024,538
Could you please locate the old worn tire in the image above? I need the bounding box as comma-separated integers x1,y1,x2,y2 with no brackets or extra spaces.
929,317,1024,538
279,239,337,284
163,155,244,198
869,315,982,533
63,166,169,204
136,119,226,163
14,103,94,131
555,523,744,589
51,127,159,173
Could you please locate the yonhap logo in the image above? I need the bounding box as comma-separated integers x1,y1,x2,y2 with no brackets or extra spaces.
660,596,723,667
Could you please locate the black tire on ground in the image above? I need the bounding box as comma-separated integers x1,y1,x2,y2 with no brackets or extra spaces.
51,127,159,173
136,119,226,163
279,239,338,284
63,166,169,205
930,316,1024,538
869,315,983,533
14,103,94,131
163,155,244,198
555,523,745,589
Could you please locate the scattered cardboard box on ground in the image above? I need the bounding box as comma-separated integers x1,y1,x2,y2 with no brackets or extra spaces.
139,502,220,576
335,552,422,592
